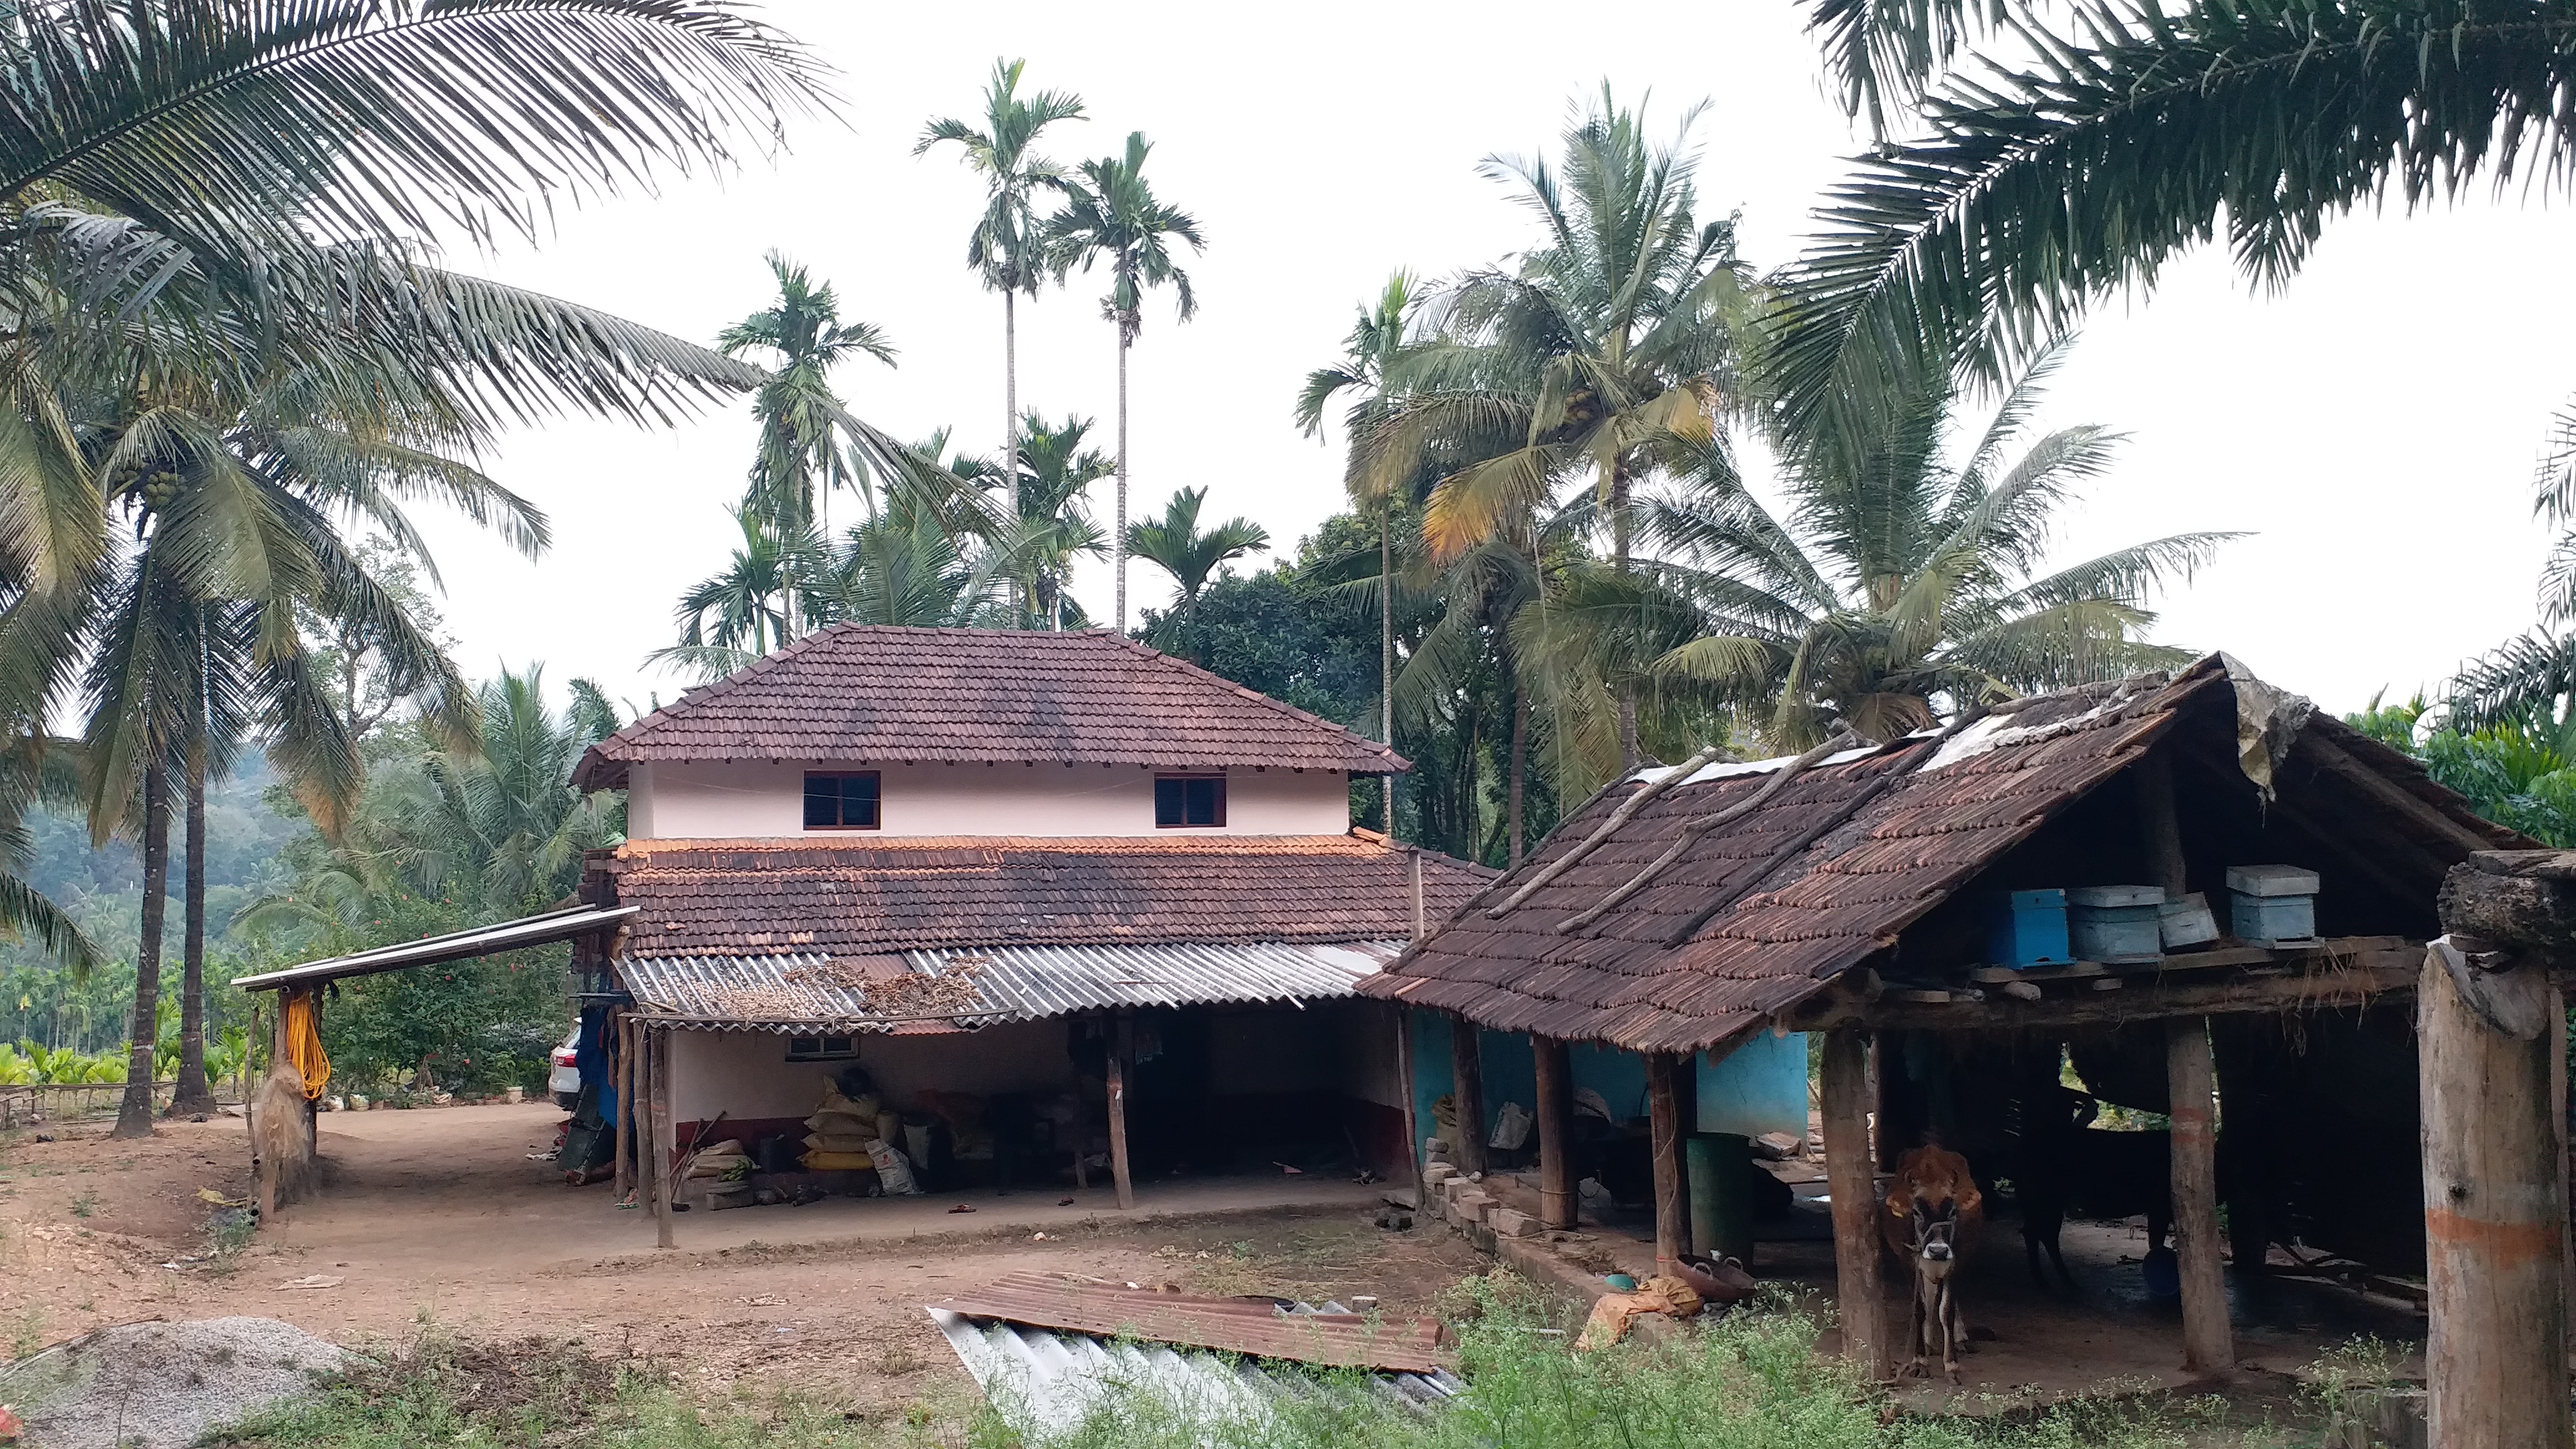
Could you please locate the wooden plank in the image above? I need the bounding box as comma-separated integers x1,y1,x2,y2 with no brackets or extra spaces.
1969,961,2108,983
2421,939,2572,1448
612,1014,633,1200
1450,1014,1488,1178
1833,946,2421,1031
1820,1027,1886,1379
1648,1051,1688,1271
1533,1036,1574,1230
2297,734,2501,856
2167,1017,2232,1374
2092,978,2125,992
1394,1005,1419,1198
649,1027,674,1250
1109,1015,1135,1211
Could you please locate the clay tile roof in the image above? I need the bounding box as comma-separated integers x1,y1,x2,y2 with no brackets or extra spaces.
595,834,1494,956
574,626,1405,789
1360,656,2521,1056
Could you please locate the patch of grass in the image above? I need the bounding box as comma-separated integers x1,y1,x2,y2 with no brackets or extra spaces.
67,1189,96,1218
10,1304,41,1360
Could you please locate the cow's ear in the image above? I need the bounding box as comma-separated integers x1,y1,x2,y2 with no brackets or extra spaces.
1885,1193,1908,1218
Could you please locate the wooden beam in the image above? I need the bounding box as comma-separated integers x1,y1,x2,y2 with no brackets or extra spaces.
1533,1035,1575,1230
1649,1050,1689,1272
1108,1015,1135,1211
1394,1005,1420,1199
1812,945,2419,1032
612,1013,633,1201
2167,1017,2232,1375
1450,1015,1488,1178
2421,906,2573,1448
2174,744,2451,902
2296,734,2499,856
648,1026,674,1251
2135,750,2187,896
1821,1026,1886,1379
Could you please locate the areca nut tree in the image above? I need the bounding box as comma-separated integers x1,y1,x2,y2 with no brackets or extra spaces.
1046,131,1204,635
1356,89,1749,768
917,58,1088,529
1647,344,2237,746
1770,0,2576,453
718,253,898,553
1008,411,1112,631
1126,486,1268,627
1298,271,1417,828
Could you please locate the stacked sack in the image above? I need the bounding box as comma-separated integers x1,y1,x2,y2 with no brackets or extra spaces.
802,1084,880,1171
686,1139,753,1180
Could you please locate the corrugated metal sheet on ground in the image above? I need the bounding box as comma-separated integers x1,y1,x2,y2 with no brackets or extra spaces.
926,1273,1448,1372
927,1304,1459,1438
620,940,1401,1031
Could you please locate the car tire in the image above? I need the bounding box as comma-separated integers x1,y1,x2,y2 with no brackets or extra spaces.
554,1092,580,1111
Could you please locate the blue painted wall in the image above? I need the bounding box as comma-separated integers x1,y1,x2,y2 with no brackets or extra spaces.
1405,1014,1810,1164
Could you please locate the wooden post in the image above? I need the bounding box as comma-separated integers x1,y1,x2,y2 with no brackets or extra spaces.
1394,1005,1420,1198
612,1014,633,1200
2167,1017,2232,1375
1820,1025,1886,1379
1649,1050,1689,1272
1533,1035,1574,1229
648,1026,674,1250
1107,1014,1135,1210
2422,852,2576,1449
1449,1015,1488,1178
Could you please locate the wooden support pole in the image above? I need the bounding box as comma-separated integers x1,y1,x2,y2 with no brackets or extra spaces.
1533,1035,1574,1230
1449,1015,1488,1178
648,1026,674,1250
2421,930,2572,1447
2166,1016,2232,1375
1820,1026,1886,1379
1108,1015,1135,1211
1649,1050,1689,1272
612,1014,633,1201
1394,1005,1420,1197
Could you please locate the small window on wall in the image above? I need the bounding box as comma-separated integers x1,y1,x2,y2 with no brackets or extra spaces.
786,1034,856,1062
803,771,880,830
1154,774,1226,828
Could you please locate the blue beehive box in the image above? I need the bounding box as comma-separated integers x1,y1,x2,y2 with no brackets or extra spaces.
2068,884,2165,963
1985,888,2070,968
2227,864,2319,946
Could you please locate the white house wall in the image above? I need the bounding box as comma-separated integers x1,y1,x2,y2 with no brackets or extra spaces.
634,761,1350,840
665,1021,1081,1142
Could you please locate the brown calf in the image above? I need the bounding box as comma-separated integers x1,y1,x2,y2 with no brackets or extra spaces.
1883,1145,1982,1382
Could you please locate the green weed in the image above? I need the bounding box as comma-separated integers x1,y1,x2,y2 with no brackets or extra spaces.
68,1189,96,1218
10,1305,41,1360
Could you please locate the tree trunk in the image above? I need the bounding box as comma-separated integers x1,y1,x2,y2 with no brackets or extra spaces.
1533,1035,1574,1229
2167,1017,2233,1375
171,734,215,1116
1005,290,1022,623
113,765,171,1139
1381,508,1395,835
1114,315,1131,636
1448,1015,1486,1178
1508,680,1528,868
1612,458,1640,770
1649,1050,1690,1272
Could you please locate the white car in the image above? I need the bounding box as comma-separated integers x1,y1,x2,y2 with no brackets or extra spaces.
549,1026,581,1110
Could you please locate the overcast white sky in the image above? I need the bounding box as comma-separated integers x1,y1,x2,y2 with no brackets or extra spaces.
407,1,2575,721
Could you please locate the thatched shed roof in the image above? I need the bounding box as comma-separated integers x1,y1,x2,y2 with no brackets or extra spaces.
1358,656,2520,1054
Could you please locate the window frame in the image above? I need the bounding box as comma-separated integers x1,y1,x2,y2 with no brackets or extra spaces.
785,1033,857,1062
1153,773,1228,829
802,769,883,832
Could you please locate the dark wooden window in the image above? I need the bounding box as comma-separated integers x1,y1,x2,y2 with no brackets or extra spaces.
1154,774,1226,828
786,1034,856,1062
803,770,880,830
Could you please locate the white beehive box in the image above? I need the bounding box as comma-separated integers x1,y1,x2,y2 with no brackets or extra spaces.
2226,865,2319,946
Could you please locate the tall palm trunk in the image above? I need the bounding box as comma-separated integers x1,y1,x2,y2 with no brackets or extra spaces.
171,732,214,1116
1611,457,1640,769
1113,314,1131,636
1004,290,1022,622
1508,678,1528,868
1380,508,1395,835
112,764,171,1139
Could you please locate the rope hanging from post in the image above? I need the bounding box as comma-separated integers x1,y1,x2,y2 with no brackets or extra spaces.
281,989,330,1100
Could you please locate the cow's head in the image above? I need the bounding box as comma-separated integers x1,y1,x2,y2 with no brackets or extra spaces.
1909,1195,1962,1280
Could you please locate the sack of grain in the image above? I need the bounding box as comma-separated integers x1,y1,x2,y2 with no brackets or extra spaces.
865,1138,920,1195
801,1149,878,1172
803,1131,872,1154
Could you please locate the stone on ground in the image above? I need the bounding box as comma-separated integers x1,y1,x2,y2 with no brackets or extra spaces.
0,1316,347,1448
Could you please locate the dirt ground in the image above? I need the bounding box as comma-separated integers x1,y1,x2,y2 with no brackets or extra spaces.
0,1105,1486,1410
1,1104,2416,1424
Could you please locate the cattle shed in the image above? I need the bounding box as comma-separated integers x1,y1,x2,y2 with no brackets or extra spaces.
1364,655,2561,1406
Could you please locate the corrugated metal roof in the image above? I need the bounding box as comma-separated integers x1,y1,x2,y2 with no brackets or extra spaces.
928,1302,1459,1439
926,1274,1446,1372
230,905,638,992
619,940,1401,1031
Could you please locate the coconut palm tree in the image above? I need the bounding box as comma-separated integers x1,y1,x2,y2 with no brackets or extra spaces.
718,254,898,554
1355,89,1749,768
917,59,1088,527
1045,133,1204,635
1647,346,2236,746
1006,413,1112,630
1298,272,1418,829
661,505,815,681
1127,487,1268,632
1772,0,2576,446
